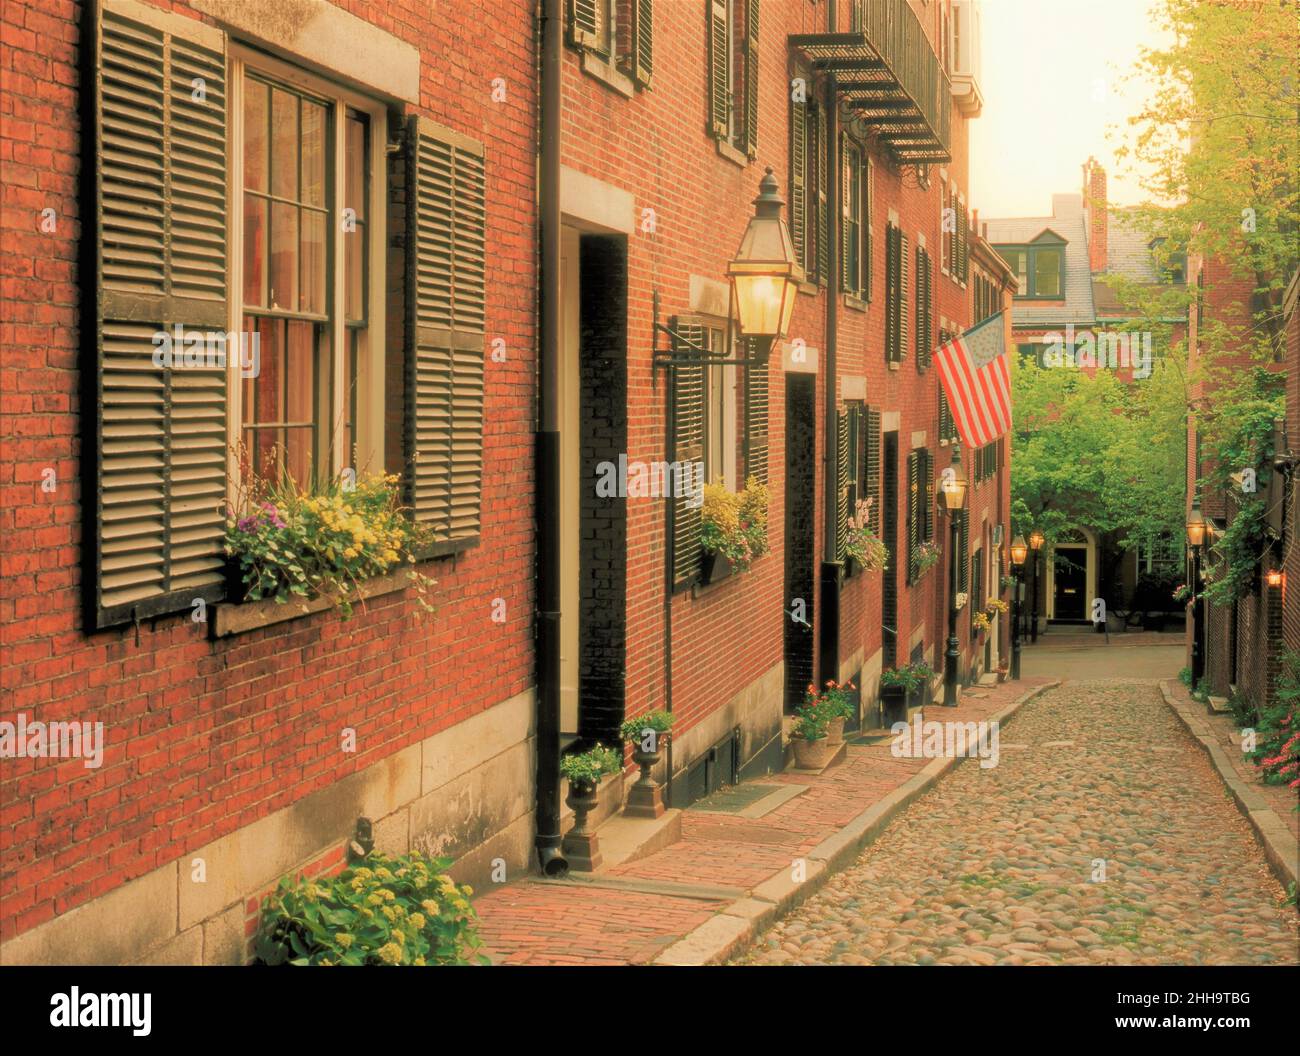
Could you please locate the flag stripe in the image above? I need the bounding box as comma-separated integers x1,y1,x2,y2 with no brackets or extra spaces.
934,312,1011,450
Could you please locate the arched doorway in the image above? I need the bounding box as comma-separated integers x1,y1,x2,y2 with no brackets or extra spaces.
1047,528,1097,623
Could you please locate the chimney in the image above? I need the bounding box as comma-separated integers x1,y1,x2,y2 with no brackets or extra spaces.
1083,156,1107,272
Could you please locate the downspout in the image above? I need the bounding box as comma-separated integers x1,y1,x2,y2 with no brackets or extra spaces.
534,0,567,876
818,31,842,686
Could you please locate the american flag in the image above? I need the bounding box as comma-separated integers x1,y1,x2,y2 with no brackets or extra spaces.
934,311,1011,449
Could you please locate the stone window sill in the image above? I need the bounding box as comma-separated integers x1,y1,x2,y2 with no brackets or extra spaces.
843,294,868,313
212,569,413,638
714,137,748,168
580,51,634,98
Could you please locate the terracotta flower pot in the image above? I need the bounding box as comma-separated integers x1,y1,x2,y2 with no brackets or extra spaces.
791,735,836,770
824,715,846,746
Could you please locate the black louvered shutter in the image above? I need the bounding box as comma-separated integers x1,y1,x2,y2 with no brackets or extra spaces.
922,449,934,543
916,247,932,368
790,92,807,274
744,338,769,484
959,509,970,592
898,230,910,360
863,157,873,301
885,224,898,361
91,1,229,628
708,0,729,138
406,116,486,546
671,318,706,590
957,195,968,282
906,451,919,583
865,407,881,528
815,103,828,284
569,0,601,48
835,409,849,561
743,0,759,156
631,0,653,86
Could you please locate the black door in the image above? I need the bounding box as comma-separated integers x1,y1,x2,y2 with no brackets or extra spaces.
783,375,816,711
1053,550,1087,620
881,432,899,671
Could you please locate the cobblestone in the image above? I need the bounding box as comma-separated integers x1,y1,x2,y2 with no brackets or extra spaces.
737,681,1300,966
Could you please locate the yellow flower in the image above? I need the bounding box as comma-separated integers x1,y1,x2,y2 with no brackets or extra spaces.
409,912,426,929
344,547,358,559
377,942,403,965
421,899,439,915
413,956,426,966
335,933,353,949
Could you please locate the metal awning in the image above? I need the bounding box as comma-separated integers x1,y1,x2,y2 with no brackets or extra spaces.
789,22,951,165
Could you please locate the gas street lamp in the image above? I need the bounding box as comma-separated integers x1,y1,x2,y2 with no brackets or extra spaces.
1028,529,1044,644
1186,505,1206,686
727,167,799,341
1010,536,1027,680
940,445,969,706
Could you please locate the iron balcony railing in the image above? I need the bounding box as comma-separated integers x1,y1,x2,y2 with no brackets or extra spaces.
790,0,952,164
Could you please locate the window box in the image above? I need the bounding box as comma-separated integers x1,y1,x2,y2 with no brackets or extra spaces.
699,550,736,587
213,567,414,638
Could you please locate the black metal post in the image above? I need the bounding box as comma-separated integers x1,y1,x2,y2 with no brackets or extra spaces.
944,512,961,706
1190,545,1204,686
1030,551,1040,643
1011,566,1022,680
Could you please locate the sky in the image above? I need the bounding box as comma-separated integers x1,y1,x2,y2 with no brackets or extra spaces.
969,0,1175,220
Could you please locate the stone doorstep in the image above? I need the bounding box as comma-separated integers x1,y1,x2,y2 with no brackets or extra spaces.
651,680,1063,966
590,807,683,872
1207,695,1232,715
1159,680,1299,894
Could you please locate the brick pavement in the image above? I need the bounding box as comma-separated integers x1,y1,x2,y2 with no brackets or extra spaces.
473,677,1052,965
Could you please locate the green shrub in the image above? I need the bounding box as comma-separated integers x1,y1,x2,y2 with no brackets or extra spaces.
254,852,483,966
559,744,621,786
619,709,674,744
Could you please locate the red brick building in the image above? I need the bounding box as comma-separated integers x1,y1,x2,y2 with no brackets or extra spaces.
0,0,1010,964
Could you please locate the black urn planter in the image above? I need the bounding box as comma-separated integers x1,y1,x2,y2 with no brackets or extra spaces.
700,551,734,586
881,683,908,725
562,778,602,871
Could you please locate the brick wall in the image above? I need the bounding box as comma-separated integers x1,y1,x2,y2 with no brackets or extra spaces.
0,0,538,949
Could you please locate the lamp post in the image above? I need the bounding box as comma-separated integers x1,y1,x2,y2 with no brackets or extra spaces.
1028,529,1044,643
940,445,969,707
1186,505,1206,687
1010,535,1028,680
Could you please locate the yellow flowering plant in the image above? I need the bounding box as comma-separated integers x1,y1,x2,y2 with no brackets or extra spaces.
254,851,484,966
225,463,435,618
699,475,770,571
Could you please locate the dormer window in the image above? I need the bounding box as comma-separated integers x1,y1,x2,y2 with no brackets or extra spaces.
994,232,1066,299
1149,237,1187,284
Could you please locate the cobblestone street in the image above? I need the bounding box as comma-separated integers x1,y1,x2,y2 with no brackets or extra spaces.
738,681,1300,966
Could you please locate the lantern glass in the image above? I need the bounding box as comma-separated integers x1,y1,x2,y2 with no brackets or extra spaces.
1010,536,1028,566
727,167,799,340
1186,509,1206,548
1266,569,1283,588
1029,530,1044,551
939,470,968,511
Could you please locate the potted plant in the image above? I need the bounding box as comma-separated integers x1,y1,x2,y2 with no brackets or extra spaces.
559,745,621,871
971,610,991,635
996,660,1010,683
789,700,837,769
912,539,941,576
802,680,857,745
879,666,917,724
619,710,674,818
843,499,888,577
700,476,770,582
908,662,935,708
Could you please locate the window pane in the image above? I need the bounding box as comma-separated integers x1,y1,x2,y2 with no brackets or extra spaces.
243,194,267,307
1034,249,1061,296
301,209,326,315
243,78,268,193
270,88,299,201
269,201,300,310
345,224,364,323
345,113,367,222
301,100,327,207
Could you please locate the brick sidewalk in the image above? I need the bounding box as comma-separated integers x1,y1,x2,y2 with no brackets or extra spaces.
472,677,1055,965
